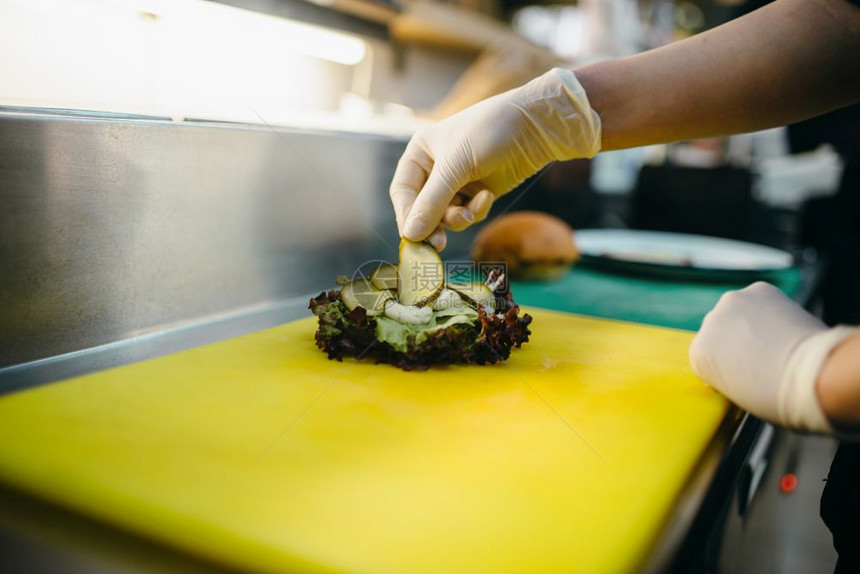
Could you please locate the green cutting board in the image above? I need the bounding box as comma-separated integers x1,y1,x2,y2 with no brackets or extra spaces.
511,266,801,330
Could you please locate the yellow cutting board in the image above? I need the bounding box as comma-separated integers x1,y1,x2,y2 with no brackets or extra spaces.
0,308,727,573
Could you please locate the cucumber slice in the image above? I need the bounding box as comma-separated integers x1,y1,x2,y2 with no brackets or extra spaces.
370,263,398,291
341,279,393,316
448,281,496,310
397,240,444,307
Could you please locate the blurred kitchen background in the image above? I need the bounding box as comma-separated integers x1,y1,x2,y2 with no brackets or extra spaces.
4,0,854,253
1,1,857,572
5,0,858,256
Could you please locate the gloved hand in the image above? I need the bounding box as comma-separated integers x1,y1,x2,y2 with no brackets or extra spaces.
389,67,601,250
689,282,856,433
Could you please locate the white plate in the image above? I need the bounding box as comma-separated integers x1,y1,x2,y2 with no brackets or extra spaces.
574,229,793,279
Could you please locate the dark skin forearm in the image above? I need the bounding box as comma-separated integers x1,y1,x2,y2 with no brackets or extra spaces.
575,0,860,151
817,331,860,430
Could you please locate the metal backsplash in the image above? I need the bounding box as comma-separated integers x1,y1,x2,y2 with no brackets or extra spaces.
0,111,408,369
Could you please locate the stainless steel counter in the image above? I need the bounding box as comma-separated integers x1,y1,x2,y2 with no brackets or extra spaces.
0,109,410,373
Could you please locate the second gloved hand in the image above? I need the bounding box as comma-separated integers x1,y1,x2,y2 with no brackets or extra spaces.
689,282,855,433
390,68,601,250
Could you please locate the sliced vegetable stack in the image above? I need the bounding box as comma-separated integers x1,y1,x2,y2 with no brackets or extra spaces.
309,240,532,371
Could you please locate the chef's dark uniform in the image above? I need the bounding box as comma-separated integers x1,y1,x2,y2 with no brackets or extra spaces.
815,152,860,574
798,1,860,566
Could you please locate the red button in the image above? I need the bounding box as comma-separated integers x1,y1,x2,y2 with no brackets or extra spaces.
780,473,799,494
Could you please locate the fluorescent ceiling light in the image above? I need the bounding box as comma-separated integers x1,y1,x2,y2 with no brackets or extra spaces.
135,0,367,65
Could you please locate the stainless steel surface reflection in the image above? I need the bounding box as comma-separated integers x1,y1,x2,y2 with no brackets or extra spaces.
0,111,407,372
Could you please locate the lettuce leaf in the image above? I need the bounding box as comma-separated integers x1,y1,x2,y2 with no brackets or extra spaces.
309,290,532,371
375,308,477,353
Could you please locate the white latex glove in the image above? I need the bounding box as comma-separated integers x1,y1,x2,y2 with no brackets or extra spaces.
689,282,856,433
390,67,601,250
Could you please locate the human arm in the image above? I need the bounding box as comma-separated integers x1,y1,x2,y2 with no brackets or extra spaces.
392,0,860,246
575,0,860,151
689,282,860,435
818,331,860,430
